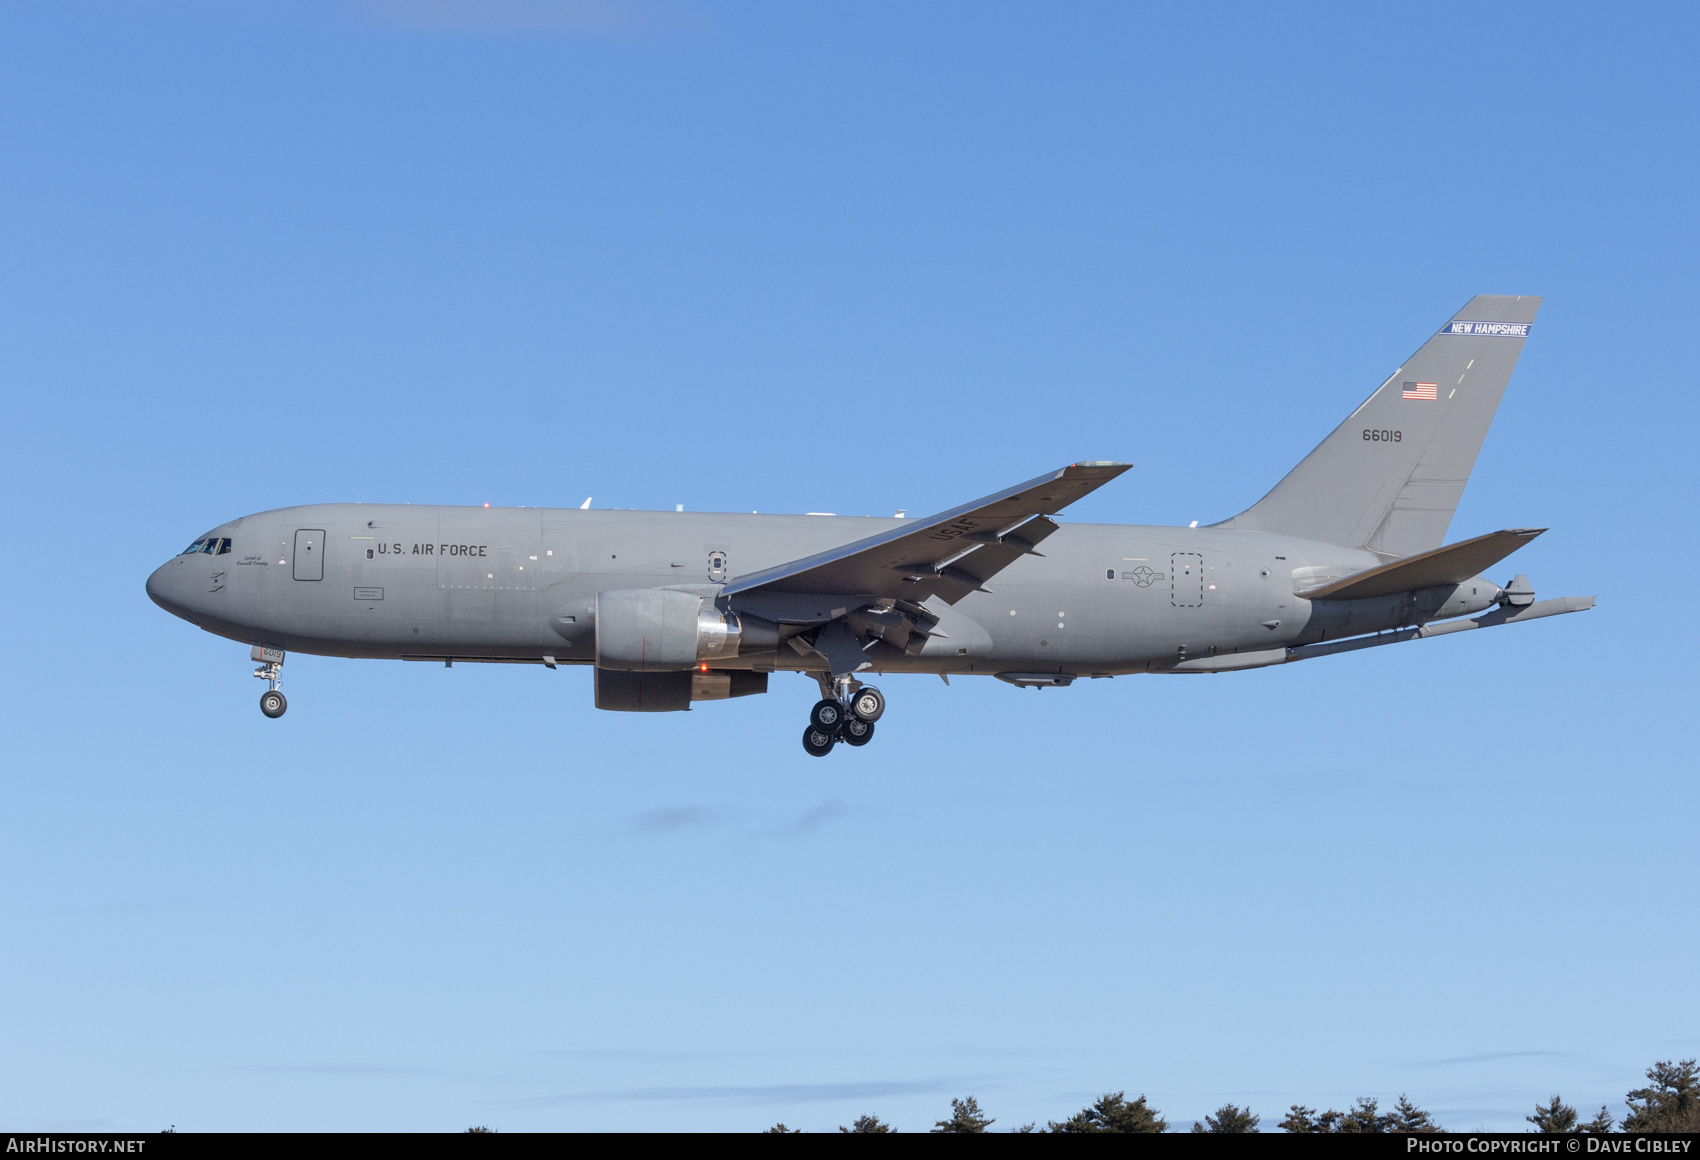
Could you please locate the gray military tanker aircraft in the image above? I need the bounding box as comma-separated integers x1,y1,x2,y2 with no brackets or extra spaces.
148,295,1592,755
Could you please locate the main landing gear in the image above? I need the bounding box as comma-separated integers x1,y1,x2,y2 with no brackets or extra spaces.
800,677,885,757
252,644,287,718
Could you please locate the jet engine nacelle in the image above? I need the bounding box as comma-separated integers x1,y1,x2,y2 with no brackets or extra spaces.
593,588,777,670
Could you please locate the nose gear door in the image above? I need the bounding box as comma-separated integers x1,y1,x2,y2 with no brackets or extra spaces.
293,529,325,581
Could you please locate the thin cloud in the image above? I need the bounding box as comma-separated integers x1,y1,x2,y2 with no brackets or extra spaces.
360,0,699,38
785,799,879,834
1418,1051,1570,1067
624,800,879,838
223,1063,454,1078
631,805,726,833
503,1077,963,1107
523,1047,783,1063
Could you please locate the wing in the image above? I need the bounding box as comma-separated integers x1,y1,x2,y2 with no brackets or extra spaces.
723,461,1131,605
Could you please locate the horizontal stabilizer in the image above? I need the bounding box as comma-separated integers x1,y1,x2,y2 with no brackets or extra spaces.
1154,594,1594,673
1303,528,1545,601
1287,595,1594,661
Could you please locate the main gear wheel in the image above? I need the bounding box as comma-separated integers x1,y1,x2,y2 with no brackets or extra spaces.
850,685,885,723
809,698,847,732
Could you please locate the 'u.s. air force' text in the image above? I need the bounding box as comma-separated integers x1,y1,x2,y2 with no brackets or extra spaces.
370,544,488,557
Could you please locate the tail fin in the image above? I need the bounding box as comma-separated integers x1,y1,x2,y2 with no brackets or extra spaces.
1218,294,1541,557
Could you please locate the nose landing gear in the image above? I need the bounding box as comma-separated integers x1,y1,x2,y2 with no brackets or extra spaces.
252,644,286,718
799,678,885,757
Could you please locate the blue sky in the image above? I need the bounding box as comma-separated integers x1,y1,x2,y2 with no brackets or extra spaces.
2,0,1695,1133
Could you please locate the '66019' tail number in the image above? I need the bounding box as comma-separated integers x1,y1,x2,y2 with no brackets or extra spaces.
1363,429,1402,442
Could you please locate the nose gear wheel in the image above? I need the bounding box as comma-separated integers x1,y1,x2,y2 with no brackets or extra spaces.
252,646,286,718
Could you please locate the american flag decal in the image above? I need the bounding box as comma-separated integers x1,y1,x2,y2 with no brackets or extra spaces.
1402,381,1438,401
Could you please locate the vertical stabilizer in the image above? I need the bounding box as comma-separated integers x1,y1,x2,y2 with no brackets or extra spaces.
1218,295,1540,557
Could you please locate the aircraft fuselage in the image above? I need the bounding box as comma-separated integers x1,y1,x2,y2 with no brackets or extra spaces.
145,502,1502,680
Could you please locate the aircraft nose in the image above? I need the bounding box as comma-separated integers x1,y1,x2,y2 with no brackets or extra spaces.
146,560,184,615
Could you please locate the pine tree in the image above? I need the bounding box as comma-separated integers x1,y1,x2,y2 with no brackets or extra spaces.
1336,1097,1390,1133
1622,1060,1700,1133
840,1114,893,1133
1580,1106,1616,1134
1389,1095,1441,1133
1280,1096,1433,1133
763,1123,801,1133
932,1096,994,1134
1190,1103,1259,1133
1528,1095,1578,1133
1049,1091,1166,1133
1279,1105,1322,1133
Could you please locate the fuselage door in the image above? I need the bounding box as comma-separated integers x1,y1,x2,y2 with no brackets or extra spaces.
1171,551,1203,607
294,529,325,581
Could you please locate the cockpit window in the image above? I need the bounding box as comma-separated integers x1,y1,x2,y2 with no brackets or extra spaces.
182,537,231,555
